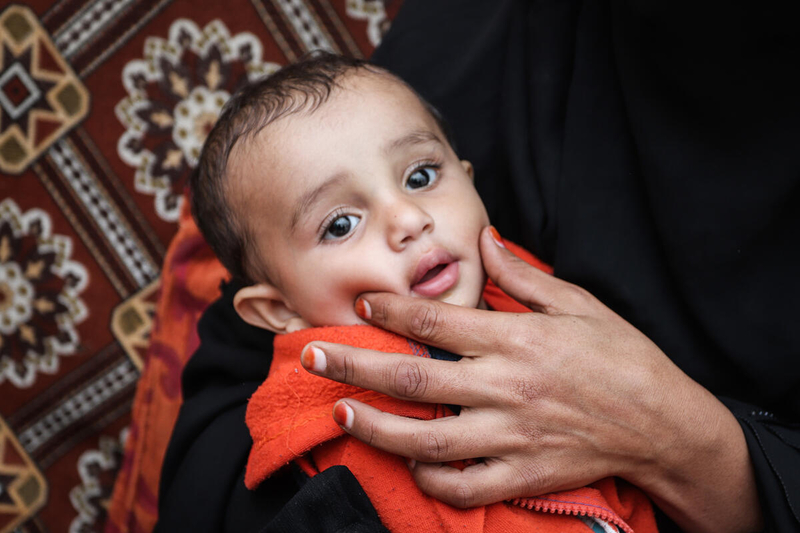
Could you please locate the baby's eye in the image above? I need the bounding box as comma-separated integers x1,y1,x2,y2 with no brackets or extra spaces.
323,214,360,240
406,167,439,190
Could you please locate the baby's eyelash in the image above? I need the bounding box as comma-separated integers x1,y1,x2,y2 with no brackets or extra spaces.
407,158,443,176
318,207,348,242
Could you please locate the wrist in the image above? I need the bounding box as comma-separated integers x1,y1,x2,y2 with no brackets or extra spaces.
624,378,762,532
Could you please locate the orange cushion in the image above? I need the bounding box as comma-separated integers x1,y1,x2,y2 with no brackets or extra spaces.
105,201,228,533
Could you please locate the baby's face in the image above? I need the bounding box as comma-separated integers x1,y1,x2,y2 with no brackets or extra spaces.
230,72,490,327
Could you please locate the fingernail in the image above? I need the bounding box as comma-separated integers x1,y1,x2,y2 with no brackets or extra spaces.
405,458,416,469
489,226,505,248
355,297,371,320
333,401,354,430
301,345,327,373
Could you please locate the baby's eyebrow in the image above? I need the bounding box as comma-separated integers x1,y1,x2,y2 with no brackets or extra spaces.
384,130,444,154
290,172,347,234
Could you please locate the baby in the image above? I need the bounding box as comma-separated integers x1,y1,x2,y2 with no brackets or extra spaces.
191,52,656,533
194,53,488,333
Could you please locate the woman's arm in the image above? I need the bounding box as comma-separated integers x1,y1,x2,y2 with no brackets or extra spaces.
300,227,762,533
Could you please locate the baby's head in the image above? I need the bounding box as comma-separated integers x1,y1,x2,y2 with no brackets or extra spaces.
192,52,489,333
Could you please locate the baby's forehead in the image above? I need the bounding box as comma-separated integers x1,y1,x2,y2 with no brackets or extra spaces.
297,71,429,124
237,72,438,159
228,70,447,211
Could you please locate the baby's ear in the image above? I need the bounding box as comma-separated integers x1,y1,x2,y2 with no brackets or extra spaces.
233,284,311,334
460,160,474,181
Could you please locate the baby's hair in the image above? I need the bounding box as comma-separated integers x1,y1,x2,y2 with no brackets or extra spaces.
191,51,454,284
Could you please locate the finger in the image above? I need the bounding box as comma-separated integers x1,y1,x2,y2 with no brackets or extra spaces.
480,227,592,314
354,291,520,355
410,459,533,508
332,399,512,462
302,342,492,406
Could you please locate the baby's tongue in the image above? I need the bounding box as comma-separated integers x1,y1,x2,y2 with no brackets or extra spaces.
416,264,446,285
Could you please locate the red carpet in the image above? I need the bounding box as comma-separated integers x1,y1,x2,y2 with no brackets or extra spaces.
0,1,399,530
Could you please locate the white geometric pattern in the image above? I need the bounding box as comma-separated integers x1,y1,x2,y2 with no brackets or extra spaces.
275,0,335,52
345,0,388,47
69,428,128,533
48,139,158,287
54,0,138,58
18,359,137,452
0,199,89,388
171,86,229,168
0,63,41,120
115,18,279,222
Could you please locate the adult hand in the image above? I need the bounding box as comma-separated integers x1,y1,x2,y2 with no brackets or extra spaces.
300,227,761,533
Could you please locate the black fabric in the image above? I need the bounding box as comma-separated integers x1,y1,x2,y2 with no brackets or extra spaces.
158,1,800,531
156,281,388,532
374,0,800,531
259,465,389,533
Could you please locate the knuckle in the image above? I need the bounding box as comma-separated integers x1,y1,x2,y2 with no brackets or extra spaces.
416,429,449,462
490,265,513,294
450,482,477,509
515,420,545,445
518,463,550,495
393,361,429,399
509,328,535,351
408,302,441,341
511,377,540,405
508,319,543,351
564,284,594,308
364,418,380,448
373,297,392,325
340,351,356,384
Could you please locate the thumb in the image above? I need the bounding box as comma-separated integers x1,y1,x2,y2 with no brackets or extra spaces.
479,226,569,314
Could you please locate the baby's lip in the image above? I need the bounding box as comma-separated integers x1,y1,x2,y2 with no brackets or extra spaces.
410,249,458,297
411,249,455,286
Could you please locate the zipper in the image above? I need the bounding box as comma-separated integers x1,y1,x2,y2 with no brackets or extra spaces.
510,496,633,533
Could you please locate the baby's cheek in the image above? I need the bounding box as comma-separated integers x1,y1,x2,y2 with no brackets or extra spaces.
336,273,397,301
310,277,389,326
299,293,359,327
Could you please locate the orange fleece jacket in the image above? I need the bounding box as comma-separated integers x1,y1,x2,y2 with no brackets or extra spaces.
245,242,657,533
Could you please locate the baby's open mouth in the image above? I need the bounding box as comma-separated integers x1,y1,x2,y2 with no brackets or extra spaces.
417,263,447,284
411,260,459,297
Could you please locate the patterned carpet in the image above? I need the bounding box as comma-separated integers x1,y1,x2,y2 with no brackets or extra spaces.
0,1,397,530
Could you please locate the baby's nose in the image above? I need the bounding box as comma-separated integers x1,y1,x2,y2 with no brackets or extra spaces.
386,198,434,250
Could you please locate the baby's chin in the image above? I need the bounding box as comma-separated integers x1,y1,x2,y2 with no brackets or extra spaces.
438,285,486,310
